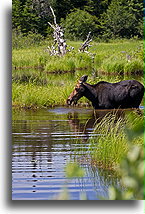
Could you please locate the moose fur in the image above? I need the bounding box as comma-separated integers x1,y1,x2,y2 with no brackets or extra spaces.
67,75,144,109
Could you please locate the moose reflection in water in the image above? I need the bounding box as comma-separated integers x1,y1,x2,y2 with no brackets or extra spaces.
67,109,127,141
67,75,144,109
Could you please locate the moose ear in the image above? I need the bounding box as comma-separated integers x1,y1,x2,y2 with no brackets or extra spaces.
79,75,88,83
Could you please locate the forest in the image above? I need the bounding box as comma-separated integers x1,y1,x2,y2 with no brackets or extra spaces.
12,0,143,40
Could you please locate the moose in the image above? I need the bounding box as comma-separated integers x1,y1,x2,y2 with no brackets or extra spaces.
67,75,144,109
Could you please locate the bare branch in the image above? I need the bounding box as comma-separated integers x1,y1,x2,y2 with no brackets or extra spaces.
49,6,57,25
79,31,92,52
48,21,56,30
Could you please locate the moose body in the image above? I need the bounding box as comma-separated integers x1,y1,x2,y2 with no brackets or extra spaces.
67,75,144,109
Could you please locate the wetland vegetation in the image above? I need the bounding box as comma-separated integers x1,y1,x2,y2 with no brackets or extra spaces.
12,39,143,109
12,0,144,200
88,111,143,169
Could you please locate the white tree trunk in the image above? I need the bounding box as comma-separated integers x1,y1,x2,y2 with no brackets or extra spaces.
47,6,67,56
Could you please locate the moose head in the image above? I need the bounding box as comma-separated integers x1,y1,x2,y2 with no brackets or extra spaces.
67,75,88,106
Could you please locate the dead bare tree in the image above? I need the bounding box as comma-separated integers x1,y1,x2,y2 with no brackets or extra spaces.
47,6,94,58
79,32,95,61
79,31,92,53
47,6,68,56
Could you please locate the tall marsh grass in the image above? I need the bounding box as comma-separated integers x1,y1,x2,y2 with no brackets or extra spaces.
12,40,143,74
89,112,143,170
44,55,76,72
12,82,72,108
12,69,92,108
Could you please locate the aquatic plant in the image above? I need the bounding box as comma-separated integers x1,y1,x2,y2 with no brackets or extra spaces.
124,59,143,75
12,39,143,108
12,82,71,108
100,58,125,74
108,115,144,200
44,55,76,72
88,112,143,170
12,47,49,69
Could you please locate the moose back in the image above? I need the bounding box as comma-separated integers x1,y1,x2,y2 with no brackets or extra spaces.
67,75,144,109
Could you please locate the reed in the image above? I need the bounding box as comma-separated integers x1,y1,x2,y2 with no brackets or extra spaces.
88,112,143,170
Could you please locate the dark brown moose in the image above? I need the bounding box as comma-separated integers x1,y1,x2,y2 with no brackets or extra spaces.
67,75,144,109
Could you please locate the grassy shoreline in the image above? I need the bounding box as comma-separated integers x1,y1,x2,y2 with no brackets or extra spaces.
12,40,143,108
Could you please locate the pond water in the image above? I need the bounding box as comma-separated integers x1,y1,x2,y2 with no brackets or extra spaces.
12,107,129,200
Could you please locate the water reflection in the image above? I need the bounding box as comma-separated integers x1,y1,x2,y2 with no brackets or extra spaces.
12,107,128,200
67,108,130,141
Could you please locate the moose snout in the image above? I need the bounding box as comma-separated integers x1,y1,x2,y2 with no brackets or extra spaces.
66,98,72,105
66,98,77,106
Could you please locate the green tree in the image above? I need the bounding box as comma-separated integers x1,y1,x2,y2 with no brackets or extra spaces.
12,0,51,36
83,0,112,17
127,0,144,37
12,0,111,37
20,0,38,34
61,9,101,40
50,0,112,23
12,0,22,30
103,0,143,39
31,0,51,36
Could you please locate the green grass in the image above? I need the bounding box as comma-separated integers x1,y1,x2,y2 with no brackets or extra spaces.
12,47,49,69
13,67,137,109
44,54,76,72
88,112,143,170
12,69,92,108
12,40,143,74
12,77,73,108
12,39,143,108
12,69,143,108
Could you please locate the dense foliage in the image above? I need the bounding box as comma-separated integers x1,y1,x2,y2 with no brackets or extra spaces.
103,0,143,39
60,9,100,40
12,0,143,40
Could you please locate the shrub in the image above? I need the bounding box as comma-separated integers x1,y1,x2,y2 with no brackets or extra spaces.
12,29,44,49
61,9,100,40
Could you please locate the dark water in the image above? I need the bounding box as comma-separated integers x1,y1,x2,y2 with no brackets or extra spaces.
12,107,123,200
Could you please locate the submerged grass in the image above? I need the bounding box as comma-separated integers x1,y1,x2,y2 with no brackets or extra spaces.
88,112,143,170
